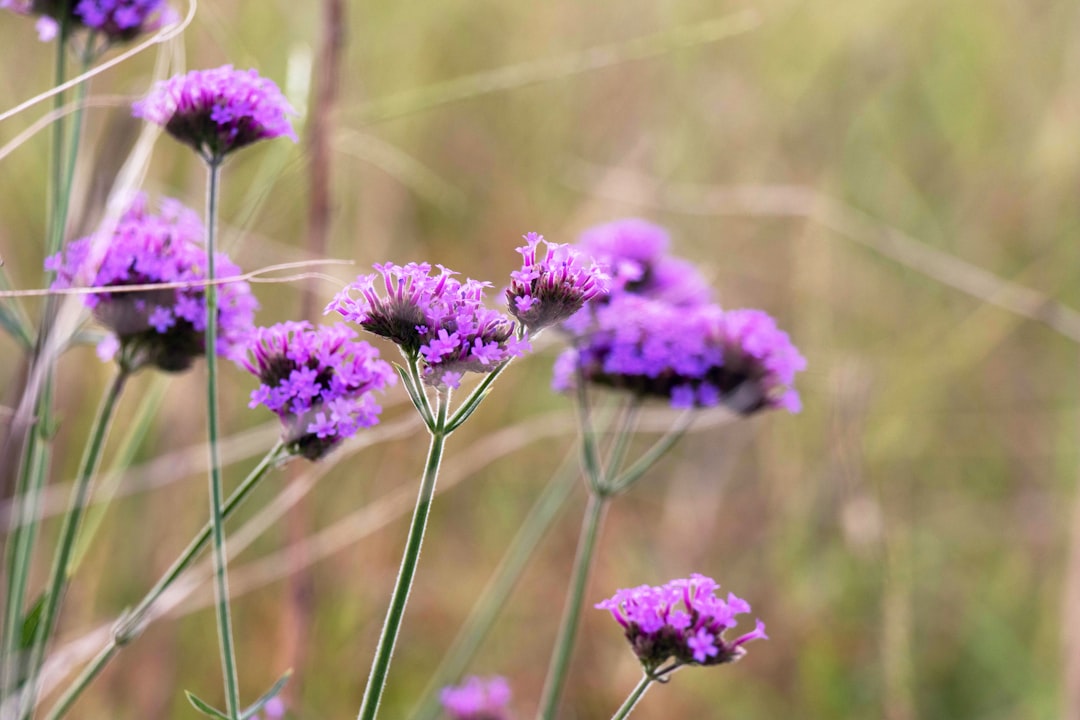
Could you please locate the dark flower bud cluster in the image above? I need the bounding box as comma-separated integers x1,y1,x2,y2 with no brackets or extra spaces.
555,218,806,414
328,262,530,390
133,65,298,163
1,0,176,43
242,322,395,461
505,232,609,335
596,574,767,674
440,676,512,720
45,194,257,372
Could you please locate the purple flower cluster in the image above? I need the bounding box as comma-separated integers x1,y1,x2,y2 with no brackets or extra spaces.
555,219,805,414
243,322,395,461
133,65,298,163
45,194,257,372
1,0,176,43
440,676,512,720
505,232,609,334
596,574,767,673
328,263,529,390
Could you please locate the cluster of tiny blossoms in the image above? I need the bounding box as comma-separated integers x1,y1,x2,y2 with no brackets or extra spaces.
556,218,806,413
243,322,395,461
45,194,257,372
1,0,176,43
328,262,529,390
596,574,767,674
440,676,512,720
133,65,298,163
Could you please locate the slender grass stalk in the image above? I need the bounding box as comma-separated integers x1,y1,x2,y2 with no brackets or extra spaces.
203,159,242,719
609,674,653,720
44,442,288,720
19,366,129,717
357,392,450,720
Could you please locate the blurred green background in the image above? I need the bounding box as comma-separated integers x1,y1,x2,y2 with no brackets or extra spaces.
2,0,1080,717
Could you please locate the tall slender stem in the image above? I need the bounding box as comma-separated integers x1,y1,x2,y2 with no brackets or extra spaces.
357,394,449,720
609,674,653,720
44,443,287,720
204,160,241,718
536,491,609,720
19,367,128,717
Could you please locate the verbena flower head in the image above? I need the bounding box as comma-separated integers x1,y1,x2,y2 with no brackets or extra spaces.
596,574,767,674
45,193,257,372
505,232,609,334
328,262,529,390
2,0,176,43
440,676,512,720
554,294,805,413
243,322,395,461
133,65,298,163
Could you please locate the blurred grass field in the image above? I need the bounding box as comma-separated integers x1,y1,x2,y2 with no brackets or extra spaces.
3,0,1080,717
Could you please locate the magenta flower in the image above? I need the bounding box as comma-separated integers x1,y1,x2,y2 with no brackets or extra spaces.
45,194,257,372
133,65,298,163
440,676,512,720
243,322,395,460
505,232,609,334
2,0,176,43
596,574,767,674
328,262,529,389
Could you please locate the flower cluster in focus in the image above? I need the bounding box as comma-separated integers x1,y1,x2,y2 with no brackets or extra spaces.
1,0,176,43
45,193,257,372
328,262,529,389
243,322,395,461
505,232,609,334
555,218,806,413
596,574,767,674
440,676,512,720
133,65,298,163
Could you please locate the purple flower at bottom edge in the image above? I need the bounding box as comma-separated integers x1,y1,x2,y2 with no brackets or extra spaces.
440,676,512,720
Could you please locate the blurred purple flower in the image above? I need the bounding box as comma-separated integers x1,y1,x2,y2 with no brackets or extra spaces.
243,322,395,460
440,676,512,720
2,0,176,43
595,574,767,674
133,65,297,163
45,193,257,372
505,232,609,334
328,262,529,389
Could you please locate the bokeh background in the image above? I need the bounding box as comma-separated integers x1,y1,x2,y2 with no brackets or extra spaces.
3,0,1080,717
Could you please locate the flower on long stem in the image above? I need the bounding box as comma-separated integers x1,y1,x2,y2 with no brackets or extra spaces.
505,232,609,335
243,322,396,461
440,676,513,720
45,193,258,373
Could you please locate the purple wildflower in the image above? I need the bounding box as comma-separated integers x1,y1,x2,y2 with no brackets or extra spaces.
595,574,767,674
251,697,286,720
2,0,176,43
46,193,257,372
554,293,805,414
328,262,529,389
133,65,298,163
505,232,609,334
440,676,512,720
243,322,395,461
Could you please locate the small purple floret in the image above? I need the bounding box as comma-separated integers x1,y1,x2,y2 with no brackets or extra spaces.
133,65,298,162
596,574,766,673
440,676,512,720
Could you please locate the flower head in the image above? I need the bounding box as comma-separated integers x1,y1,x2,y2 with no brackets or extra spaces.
554,294,804,414
46,193,257,372
243,322,395,461
595,574,767,674
328,262,529,389
133,65,298,163
440,676,512,720
505,232,609,334
2,0,176,43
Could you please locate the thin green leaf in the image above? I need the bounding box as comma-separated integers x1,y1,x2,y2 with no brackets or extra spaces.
20,593,46,651
185,691,231,720
394,362,434,429
445,388,490,433
240,669,293,720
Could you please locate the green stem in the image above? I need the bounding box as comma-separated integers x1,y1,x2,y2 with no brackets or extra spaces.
610,411,693,494
573,364,603,493
600,401,641,490
609,674,653,720
44,443,287,720
204,160,241,719
357,394,449,720
536,491,609,720
19,366,128,717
